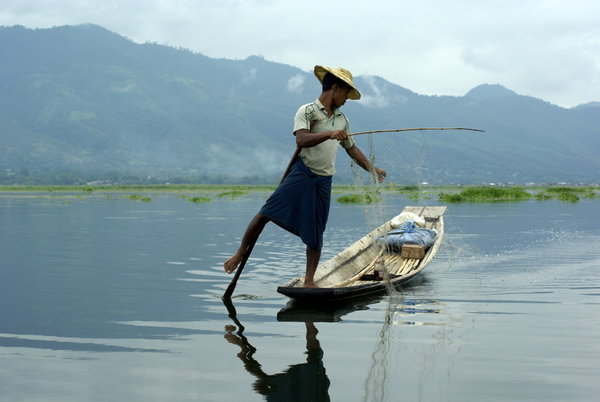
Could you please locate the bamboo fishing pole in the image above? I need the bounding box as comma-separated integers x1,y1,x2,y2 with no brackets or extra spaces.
349,127,485,136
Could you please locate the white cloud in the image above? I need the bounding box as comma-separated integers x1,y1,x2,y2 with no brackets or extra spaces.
242,67,257,83
359,76,390,109
110,80,135,94
1,0,599,107
286,74,304,94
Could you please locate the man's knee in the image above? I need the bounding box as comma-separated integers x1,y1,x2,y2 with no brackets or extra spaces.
254,213,270,226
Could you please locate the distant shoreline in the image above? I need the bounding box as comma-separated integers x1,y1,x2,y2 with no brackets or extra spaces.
0,183,597,192
1,184,597,204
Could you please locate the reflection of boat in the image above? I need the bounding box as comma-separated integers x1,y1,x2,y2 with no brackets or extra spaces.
277,295,384,322
277,206,447,302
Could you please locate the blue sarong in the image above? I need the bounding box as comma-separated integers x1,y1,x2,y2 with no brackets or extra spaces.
260,158,332,250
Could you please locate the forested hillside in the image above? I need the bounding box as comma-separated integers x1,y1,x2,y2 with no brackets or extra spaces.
1,24,598,184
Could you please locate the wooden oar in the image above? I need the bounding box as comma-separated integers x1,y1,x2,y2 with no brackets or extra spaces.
222,295,244,330
279,147,301,185
223,147,301,300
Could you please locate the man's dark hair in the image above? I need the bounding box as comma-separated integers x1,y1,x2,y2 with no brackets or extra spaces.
322,72,350,92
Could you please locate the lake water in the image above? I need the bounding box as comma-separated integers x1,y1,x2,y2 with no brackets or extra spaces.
1,190,599,401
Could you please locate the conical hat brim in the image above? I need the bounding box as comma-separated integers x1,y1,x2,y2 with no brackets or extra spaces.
314,65,361,100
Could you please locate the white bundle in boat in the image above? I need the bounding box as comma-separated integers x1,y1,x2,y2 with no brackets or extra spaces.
390,211,426,228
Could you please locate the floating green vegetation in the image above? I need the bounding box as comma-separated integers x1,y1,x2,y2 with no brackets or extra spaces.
583,191,599,199
185,196,211,203
544,187,580,199
122,194,152,202
557,192,580,203
406,192,432,201
337,193,382,204
217,190,247,199
438,185,600,204
387,183,435,201
439,187,532,203
534,186,599,203
544,186,582,193
0,184,276,193
397,185,420,191
534,193,553,201
2,185,598,206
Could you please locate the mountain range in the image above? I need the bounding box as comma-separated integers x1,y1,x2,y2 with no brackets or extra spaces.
1,24,599,185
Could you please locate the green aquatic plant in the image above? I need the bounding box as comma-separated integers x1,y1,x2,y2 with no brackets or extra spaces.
533,186,597,203
439,187,531,203
557,192,579,203
123,194,152,202
406,192,432,201
337,193,382,204
186,196,211,203
0,184,276,193
534,193,553,201
395,184,425,200
218,190,247,199
397,185,420,191
544,186,581,194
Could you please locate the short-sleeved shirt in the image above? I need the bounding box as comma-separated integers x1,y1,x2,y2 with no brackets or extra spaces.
293,99,356,176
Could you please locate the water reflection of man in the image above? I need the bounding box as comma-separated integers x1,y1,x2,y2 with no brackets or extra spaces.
224,321,330,401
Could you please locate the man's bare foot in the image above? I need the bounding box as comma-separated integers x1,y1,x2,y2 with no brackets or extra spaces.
303,281,320,288
224,251,243,274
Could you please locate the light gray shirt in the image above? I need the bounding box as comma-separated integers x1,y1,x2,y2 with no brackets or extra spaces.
293,99,355,176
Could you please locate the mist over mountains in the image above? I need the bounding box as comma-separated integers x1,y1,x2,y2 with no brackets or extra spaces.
1,24,599,185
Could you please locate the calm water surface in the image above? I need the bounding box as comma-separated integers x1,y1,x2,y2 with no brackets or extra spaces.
1,191,599,401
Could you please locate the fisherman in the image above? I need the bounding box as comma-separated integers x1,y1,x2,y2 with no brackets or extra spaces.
224,65,386,287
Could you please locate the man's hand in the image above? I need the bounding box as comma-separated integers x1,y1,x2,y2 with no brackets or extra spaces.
374,168,386,183
328,129,349,140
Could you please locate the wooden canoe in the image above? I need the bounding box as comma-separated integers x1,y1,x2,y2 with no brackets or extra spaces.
277,206,447,302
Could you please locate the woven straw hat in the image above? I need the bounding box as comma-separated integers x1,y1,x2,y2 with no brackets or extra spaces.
313,65,361,100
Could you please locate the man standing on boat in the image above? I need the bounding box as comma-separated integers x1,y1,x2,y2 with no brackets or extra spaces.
224,65,386,287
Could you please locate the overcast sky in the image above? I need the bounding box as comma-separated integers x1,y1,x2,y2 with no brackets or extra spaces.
1,0,598,108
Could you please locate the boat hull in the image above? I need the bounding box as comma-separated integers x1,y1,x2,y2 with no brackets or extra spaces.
277,271,422,302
